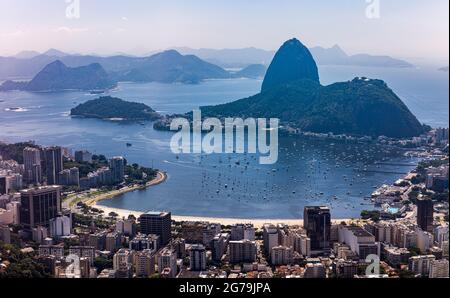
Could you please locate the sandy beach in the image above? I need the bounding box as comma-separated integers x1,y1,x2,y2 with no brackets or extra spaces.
91,203,353,228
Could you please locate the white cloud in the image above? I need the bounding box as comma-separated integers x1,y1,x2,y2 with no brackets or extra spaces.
121,16,129,21
1,30,25,37
54,26,88,34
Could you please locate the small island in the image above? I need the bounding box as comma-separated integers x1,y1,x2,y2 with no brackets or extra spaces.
70,96,161,122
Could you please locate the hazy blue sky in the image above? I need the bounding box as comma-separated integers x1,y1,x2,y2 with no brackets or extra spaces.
0,0,448,63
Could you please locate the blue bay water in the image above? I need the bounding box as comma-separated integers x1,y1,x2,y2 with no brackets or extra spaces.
0,66,448,219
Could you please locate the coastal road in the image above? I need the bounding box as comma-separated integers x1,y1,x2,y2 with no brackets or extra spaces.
62,171,167,211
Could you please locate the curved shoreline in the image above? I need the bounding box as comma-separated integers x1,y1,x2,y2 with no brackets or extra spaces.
68,171,353,228
89,204,353,228
78,171,168,207
86,170,355,227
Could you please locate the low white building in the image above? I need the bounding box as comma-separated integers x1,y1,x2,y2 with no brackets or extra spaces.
0,208,13,225
49,215,72,238
338,225,379,260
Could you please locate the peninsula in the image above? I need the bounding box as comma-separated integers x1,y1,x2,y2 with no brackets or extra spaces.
200,38,425,139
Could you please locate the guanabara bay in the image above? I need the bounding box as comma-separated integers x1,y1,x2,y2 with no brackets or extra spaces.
0,0,448,286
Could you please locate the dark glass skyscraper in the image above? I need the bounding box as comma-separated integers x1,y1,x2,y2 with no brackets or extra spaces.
139,212,172,246
417,197,434,233
19,185,62,229
0,176,7,195
304,206,331,251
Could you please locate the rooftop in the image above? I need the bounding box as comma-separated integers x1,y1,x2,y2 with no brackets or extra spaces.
345,226,374,238
305,206,330,211
142,211,170,217
19,185,61,194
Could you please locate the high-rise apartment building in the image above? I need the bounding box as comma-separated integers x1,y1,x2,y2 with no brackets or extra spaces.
158,248,177,278
74,150,93,163
23,147,42,184
212,233,230,262
229,240,257,264
133,249,155,277
110,156,125,183
44,147,63,185
429,259,449,278
113,248,133,278
271,246,293,266
263,224,279,257
231,224,255,241
189,244,207,271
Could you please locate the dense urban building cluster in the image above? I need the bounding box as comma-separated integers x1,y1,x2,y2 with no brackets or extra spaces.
1,193,448,278
1,144,125,191
0,128,449,278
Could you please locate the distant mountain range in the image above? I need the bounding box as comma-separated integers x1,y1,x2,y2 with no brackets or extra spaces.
0,45,413,81
176,45,414,69
0,60,116,92
174,47,274,68
0,50,245,90
0,50,232,83
310,45,414,68
112,50,230,84
14,50,41,59
200,38,424,139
